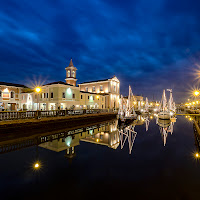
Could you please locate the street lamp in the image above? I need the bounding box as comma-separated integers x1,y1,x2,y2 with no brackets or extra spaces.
35,87,41,111
193,90,200,110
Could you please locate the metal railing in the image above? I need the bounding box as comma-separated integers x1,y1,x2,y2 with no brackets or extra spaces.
0,109,117,121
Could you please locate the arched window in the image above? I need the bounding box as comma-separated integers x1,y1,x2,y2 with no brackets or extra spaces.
68,70,70,77
72,71,75,77
11,91,14,98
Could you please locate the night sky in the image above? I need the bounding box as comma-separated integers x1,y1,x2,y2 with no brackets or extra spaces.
1,0,200,102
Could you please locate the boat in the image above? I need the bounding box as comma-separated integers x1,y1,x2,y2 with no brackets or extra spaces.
158,111,171,120
158,89,175,120
118,85,137,124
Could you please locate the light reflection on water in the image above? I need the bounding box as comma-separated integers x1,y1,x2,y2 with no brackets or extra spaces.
0,115,200,199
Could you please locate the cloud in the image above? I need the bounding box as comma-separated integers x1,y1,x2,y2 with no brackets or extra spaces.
0,0,200,102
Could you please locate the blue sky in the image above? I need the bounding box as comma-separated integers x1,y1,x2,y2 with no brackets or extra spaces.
1,0,200,102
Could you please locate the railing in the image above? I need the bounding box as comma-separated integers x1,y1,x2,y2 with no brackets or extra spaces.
0,109,117,121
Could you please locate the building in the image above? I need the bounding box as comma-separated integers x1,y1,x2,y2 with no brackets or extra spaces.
79,75,120,109
0,59,120,111
0,82,28,111
35,59,118,110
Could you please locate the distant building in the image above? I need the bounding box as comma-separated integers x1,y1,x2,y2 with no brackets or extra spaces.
0,82,28,111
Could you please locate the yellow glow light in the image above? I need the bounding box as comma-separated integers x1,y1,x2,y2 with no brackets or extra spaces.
96,95,99,99
193,102,196,105
35,87,41,93
34,162,40,169
194,90,200,96
189,117,192,121
3,88,9,93
150,103,153,106
195,153,199,158
150,116,153,119
96,139,99,142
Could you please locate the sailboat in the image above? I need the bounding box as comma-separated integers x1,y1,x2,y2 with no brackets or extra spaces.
118,85,137,124
158,90,171,120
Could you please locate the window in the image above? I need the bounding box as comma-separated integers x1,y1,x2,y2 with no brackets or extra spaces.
68,70,70,77
0,91,2,98
44,93,46,98
73,93,75,99
102,97,103,101
46,93,48,98
51,92,53,98
93,96,94,100
81,95,83,99
88,96,89,100
72,71,75,77
85,87,88,92
40,93,42,98
102,105,103,109
92,86,95,92
114,85,116,92
100,85,103,91
35,94,37,99
23,95,25,100
11,91,14,98
62,92,65,98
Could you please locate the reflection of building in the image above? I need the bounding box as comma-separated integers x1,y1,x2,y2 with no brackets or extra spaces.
39,120,120,154
81,120,119,149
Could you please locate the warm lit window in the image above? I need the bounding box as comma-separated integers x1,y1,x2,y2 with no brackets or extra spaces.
68,70,70,77
62,92,65,98
100,85,103,91
92,86,95,92
72,71,75,77
85,87,88,92
11,91,14,98
51,92,53,98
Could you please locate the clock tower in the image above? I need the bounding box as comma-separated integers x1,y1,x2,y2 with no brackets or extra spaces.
65,59,77,86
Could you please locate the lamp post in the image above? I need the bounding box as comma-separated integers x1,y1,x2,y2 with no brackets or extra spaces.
193,90,200,110
35,87,41,111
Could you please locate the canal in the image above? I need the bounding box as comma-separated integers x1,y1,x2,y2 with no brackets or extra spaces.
0,115,199,199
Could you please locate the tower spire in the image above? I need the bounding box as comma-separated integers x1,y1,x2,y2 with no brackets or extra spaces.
65,58,77,86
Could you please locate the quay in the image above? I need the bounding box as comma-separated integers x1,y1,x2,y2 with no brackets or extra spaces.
0,111,117,140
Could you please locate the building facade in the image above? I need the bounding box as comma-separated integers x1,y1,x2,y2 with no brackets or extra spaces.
79,76,120,109
0,59,121,111
0,82,28,111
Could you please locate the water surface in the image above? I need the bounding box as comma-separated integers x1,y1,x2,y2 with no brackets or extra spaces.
0,116,199,199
